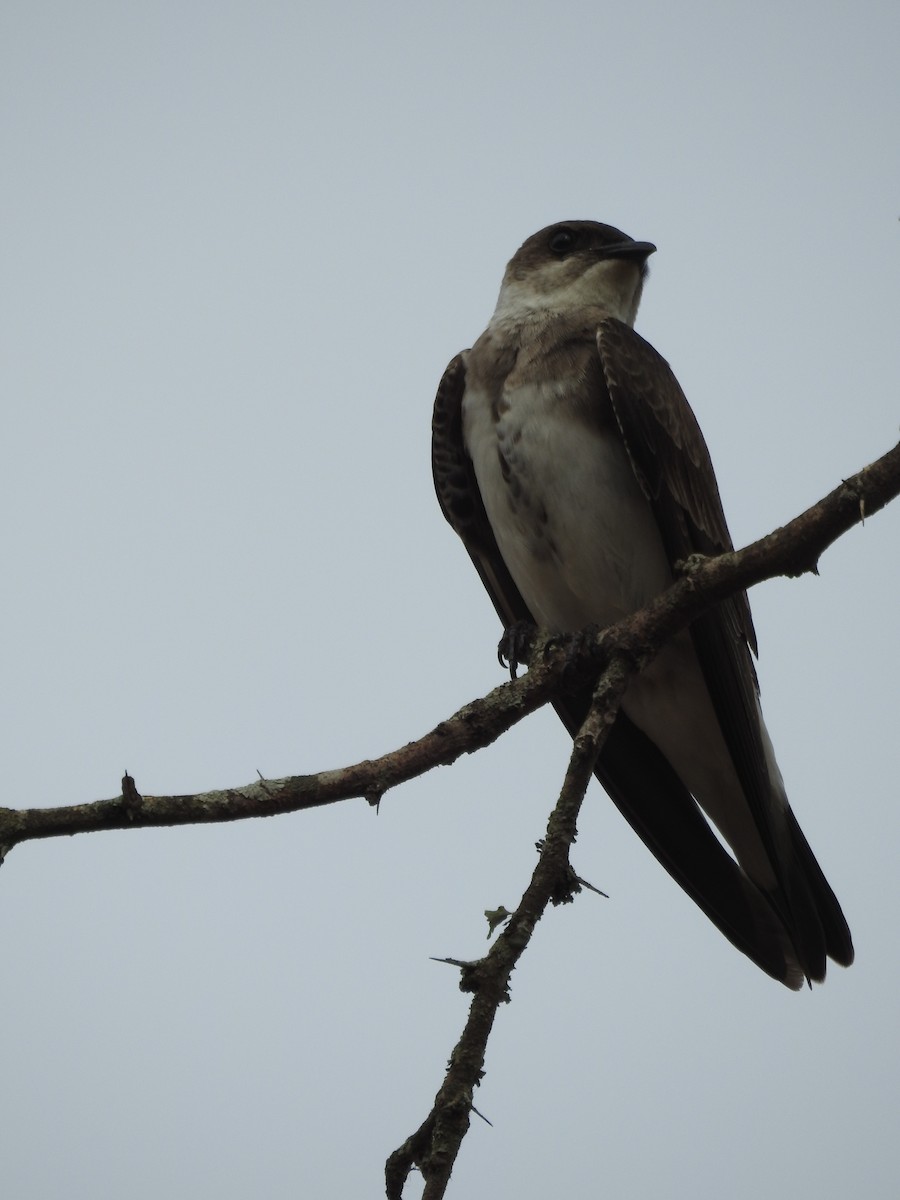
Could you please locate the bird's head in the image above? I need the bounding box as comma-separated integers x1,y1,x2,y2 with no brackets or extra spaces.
493,220,656,328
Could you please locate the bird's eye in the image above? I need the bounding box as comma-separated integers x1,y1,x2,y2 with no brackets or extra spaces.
548,229,575,255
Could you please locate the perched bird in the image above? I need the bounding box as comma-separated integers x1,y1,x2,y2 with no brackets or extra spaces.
432,220,853,988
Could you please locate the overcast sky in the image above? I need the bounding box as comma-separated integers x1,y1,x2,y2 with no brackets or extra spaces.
2,3,899,1197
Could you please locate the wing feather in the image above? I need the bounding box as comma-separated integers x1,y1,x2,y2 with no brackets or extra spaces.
597,319,852,974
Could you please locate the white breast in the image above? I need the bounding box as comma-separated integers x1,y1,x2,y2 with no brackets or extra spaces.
462,376,672,632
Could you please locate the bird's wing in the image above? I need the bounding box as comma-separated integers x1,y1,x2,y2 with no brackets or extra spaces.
432,353,534,626
432,349,807,987
596,319,773,842
597,318,852,977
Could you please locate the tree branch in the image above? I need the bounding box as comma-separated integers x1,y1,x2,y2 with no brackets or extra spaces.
385,659,630,1199
1,439,898,863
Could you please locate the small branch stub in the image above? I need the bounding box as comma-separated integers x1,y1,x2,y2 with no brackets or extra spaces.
121,772,143,819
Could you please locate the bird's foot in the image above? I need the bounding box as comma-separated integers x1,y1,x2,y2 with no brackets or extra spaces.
498,621,538,680
556,624,602,676
674,551,710,578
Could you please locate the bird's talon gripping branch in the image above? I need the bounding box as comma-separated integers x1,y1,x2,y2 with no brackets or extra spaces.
497,620,537,679
674,551,711,578
559,625,602,674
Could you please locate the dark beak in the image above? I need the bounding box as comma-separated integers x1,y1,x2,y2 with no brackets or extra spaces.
601,239,657,263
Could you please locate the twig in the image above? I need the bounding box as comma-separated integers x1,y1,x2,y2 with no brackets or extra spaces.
385,660,630,1199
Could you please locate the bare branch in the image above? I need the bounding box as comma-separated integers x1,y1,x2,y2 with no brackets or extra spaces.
1,439,898,861
0,664,561,856
385,658,631,1200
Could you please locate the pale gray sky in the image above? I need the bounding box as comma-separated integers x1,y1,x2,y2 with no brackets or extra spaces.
2,2,899,1197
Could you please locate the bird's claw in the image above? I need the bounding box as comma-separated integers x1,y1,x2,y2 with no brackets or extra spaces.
498,621,537,680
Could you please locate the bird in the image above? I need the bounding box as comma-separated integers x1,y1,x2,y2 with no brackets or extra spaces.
431,219,853,988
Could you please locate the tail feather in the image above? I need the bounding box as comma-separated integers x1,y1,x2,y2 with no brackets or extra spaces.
557,690,856,987
556,696,808,988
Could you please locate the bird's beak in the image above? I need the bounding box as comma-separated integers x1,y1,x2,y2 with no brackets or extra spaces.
600,240,657,263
